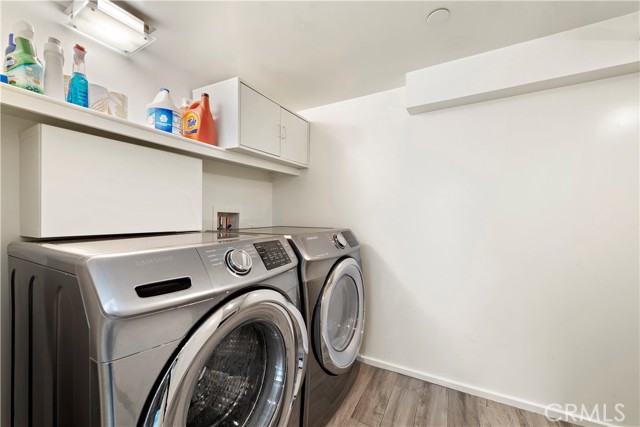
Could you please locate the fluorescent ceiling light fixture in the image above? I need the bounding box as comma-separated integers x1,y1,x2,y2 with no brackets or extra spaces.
65,0,156,56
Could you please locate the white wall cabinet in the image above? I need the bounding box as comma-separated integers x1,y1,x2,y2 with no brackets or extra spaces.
193,78,310,167
280,109,309,164
20,124,203,238
240,84,282,156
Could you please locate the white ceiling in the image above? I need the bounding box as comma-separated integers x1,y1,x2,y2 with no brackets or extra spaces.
66,1,640,110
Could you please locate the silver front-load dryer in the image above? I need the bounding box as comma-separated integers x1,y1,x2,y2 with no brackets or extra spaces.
239,227,365,427
9,232,308,427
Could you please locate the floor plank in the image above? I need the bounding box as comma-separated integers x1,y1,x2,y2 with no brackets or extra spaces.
477,397,522,427
351,368,398,426
344,418,372,427
395,373,425,393
380,386,419,427
414,382,448,427
447,388,480,427
516,408,552,427
327,364,376,427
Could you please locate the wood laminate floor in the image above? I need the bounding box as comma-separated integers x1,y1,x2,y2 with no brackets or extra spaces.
326,364,579,427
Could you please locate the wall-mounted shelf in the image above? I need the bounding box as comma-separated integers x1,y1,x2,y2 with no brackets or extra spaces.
0,84,301,176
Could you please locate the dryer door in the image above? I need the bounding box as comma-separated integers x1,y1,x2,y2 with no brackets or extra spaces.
315,257,365,375
141,289,308,427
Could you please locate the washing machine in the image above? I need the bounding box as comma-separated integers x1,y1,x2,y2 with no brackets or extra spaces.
239,227,365,427
9,232,308,427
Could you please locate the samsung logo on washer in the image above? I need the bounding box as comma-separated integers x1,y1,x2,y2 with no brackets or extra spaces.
135,255,174,267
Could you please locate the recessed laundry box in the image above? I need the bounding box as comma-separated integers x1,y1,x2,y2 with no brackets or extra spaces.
20,124,202,238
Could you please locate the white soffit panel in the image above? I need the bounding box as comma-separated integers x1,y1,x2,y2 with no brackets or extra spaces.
406,12,640,115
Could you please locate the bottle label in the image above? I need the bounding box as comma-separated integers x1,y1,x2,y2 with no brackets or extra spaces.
4,55,17,71
6,63,43,93
147,107,173,133
183,111,200,136
67,73,89,107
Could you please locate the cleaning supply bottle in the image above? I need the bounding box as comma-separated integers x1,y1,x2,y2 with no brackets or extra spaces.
146,88,181,135
179,97,192,121
3,33,16,68
2,34,15,80
183,93,217,145
5,33,16,56
43,37,65,100
4,21,43,93
67,44,89,107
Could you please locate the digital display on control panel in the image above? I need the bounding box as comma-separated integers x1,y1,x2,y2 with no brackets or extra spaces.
342,230,358,247
254,240,291,270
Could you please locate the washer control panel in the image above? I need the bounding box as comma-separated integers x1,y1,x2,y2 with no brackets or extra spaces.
196,237,296,285
254,240,292,270
332,233,348,249
225,249,253,275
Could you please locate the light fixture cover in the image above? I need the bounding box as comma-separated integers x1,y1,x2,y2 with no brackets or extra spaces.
65,0,155,56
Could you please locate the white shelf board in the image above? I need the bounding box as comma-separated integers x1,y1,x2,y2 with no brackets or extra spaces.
0,84,300,176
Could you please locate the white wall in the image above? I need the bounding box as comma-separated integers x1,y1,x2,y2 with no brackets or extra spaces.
202,161,274,231
273,73,639,426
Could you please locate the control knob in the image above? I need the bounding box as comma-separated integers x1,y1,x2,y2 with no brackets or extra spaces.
225,249,252,275
333,233,348,249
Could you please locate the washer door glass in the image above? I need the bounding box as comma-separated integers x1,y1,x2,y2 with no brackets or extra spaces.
327,276,358,352
317,258,365,375
142,290,308,427
187,322,285,427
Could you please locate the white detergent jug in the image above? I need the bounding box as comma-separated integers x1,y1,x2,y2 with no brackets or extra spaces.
43,37,64,100
146,88,181,135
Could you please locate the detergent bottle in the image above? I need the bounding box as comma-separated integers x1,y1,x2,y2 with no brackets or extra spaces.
182,93,216,145
146,88,181,134
4,33,16,67
5,21,43,93
67,44,89,107
43,37,65,100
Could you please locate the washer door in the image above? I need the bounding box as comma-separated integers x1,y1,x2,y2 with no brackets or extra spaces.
315,257,365,375
141,289,308,427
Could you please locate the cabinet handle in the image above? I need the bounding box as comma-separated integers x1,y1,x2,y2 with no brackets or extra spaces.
282,126,287,140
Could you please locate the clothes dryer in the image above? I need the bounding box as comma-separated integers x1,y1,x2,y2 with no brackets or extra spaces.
9,232,308,427
239,227,365,427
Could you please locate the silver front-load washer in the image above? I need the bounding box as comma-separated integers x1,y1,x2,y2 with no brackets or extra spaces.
9,232,308,427
239,227,365,427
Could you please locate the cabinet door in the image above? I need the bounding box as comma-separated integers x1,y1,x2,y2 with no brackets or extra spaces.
240,84,281,156
280,109,309,165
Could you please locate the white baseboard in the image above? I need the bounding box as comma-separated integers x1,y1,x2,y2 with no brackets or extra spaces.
357,355,621,427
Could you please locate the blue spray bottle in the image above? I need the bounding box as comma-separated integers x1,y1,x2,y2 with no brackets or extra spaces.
67,44,88,107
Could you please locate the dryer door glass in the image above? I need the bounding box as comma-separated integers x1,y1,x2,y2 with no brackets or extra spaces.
327,276,358,351
142,290,308,427
317,257,365,375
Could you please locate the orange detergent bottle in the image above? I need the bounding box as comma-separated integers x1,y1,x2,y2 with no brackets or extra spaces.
182,93,217,145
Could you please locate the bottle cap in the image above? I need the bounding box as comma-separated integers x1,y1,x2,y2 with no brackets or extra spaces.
160,88,169,92
12,21,35,40
202,93,209,98
73,44,86,60
44,37,64,57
